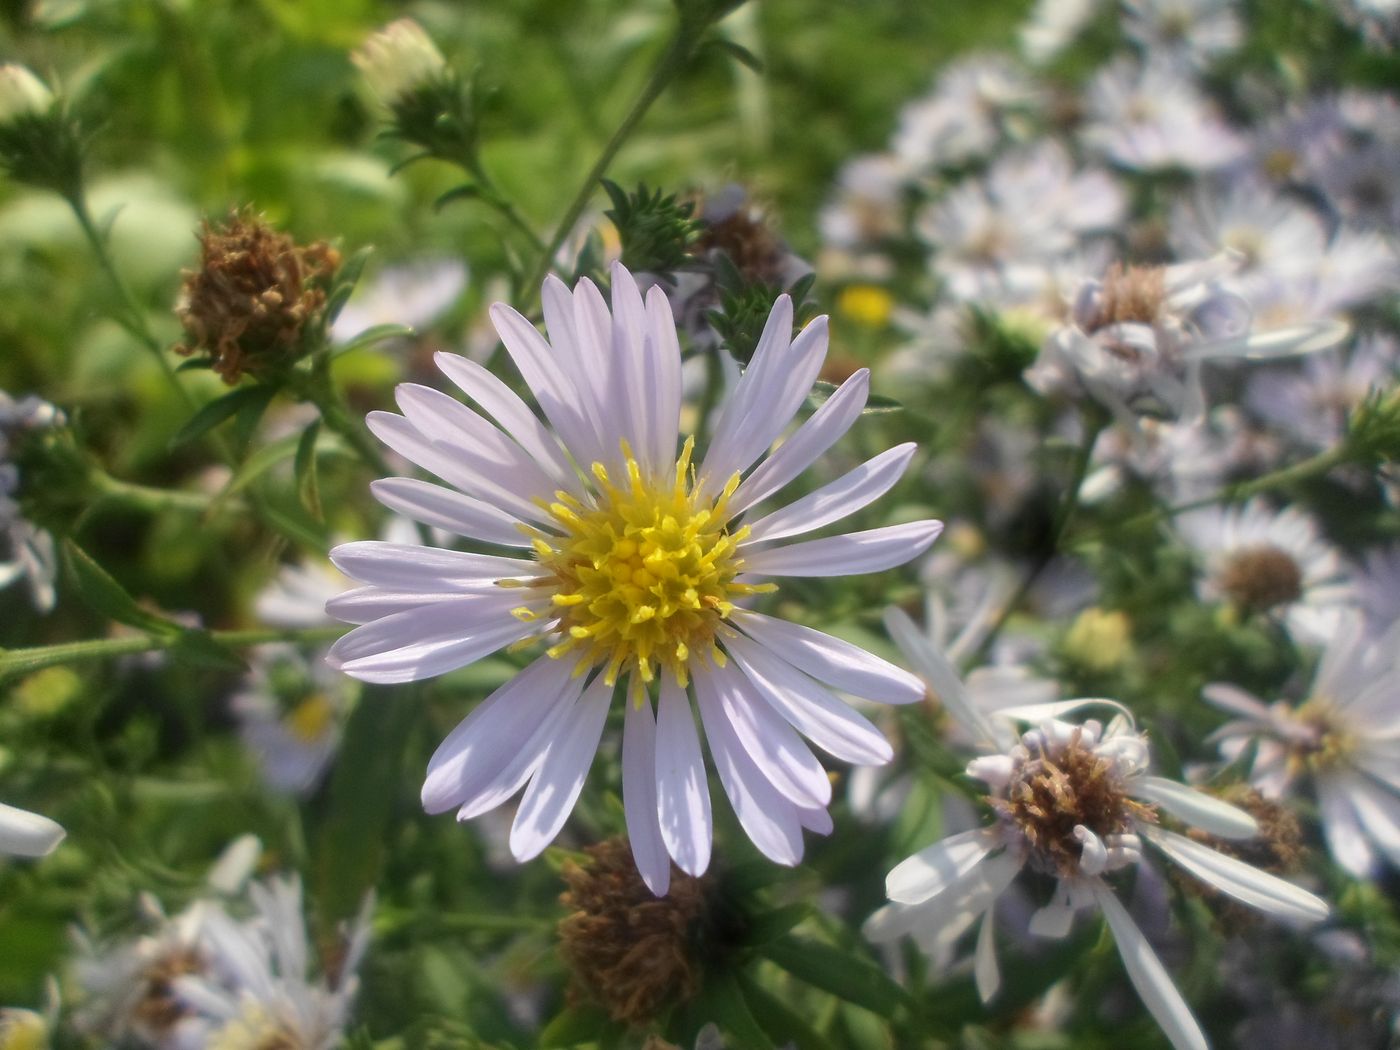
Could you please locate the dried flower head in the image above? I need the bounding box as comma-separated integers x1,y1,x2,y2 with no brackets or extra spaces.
174,211,340,384
1216,544,1305,613
557,838,710,1025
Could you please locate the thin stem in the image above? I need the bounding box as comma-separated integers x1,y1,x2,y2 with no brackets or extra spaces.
93,473,237,514
1097,443,1351,540
0,625,346,682
971,408,1108,666
66,193,193,409
522,29,694,302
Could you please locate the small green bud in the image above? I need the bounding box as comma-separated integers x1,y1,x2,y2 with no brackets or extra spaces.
0,65,84,199
353,20,476,166
602,180,699,279
1345,384,1400,466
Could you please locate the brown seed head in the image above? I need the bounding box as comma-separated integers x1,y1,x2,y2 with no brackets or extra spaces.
1217,544,1304,613
993,728,1156,877
694,200,787,286
1181,786,1306,930
557,837,709,1026
131,945,205,1035
1085,263,1167,333
174,210,340,384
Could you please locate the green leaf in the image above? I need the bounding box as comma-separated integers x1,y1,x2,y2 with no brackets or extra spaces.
538,1003,613,1047
762,936,910,1017
708,36,765,73
295,421,322,521
325,245,375,325
433,183,481,211
221,434,302,497
169,385,276,450
743,902,813,946
175,355,215,373
332,323,417,358
314,685,417,922
697,971,775,1050
806,380,901,415
167,629,247,673
62,541,176,635
738,973,838,1050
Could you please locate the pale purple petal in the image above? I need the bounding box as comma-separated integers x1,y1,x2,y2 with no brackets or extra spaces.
740,520,943,578
623,696,671,896
741,443,917,545
370,478,534,548
655,675,712,877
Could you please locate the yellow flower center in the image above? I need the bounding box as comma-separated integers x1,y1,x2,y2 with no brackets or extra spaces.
284,693,335,744
514,439,772,693
1294,697,1356,773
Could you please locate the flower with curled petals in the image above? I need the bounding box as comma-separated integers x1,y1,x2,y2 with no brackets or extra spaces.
324,263,942,892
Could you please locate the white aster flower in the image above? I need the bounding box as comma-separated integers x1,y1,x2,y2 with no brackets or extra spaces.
818,154,909,250
1206,613,1400,878
0,392,64,613
174,877,370,1050
1245,335,1398,452
1025,253,1345,425
0,65,53,125
872,611,1328,1050
1019,0,1100,64
1348,545,1400,637
351,19,448,109
1081,57,1246,172
893,55,1038,172
325,263,942,892
231,646,349,797
1175,497,1355,644
1122,0,1243,67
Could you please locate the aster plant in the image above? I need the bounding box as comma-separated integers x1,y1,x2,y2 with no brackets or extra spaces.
325,262,940,892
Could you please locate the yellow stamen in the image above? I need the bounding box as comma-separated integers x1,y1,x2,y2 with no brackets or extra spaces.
532,442,761,686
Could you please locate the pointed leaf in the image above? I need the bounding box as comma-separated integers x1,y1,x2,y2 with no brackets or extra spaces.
62,541,175,635
295,420,323,521
169,385,275,450
762,936,910,1016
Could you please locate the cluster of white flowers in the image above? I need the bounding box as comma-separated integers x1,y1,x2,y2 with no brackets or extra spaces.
73,844,370,1050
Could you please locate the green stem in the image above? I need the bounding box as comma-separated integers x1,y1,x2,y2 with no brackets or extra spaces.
297,362,391,478
66,193,193,409
93,473,236,514
0,625,346,681
1102,443,1351,540
523,27,696,302
971,408,1108,666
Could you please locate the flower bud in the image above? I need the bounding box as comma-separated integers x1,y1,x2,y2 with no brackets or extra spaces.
351,19,448,109
0,65,53,124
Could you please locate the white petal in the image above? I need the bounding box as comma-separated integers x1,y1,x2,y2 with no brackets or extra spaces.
421,655,581,813
491,298,603,468
643,285,682,474
700,296,794,486
722,630,893,765
432,352,579,492
396,382,559,499
328,542,534,591
740,520,943,578
365,411,552,525
608,263,654,477
707,659,832,808
1201,682,1273,722
328,599,539,684
1091,882,1208,1050
655,675,713,877
1028,881,1077,939
0,802,64,858
1130,777,1258,839
509,674,613,861
1143,828,1328,924
974,912,1001,1003
883,607,1000,747
742,443,917,545
623,697,671,896
327,586,528,625
1318,776,1377,877
730,369,870,516
885,828,997,905
693,663,804,865
370,478,533,548
732,609,923,704
1341,774,1400,869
